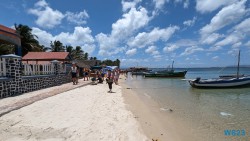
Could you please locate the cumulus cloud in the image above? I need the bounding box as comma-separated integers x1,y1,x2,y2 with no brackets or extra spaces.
128,26,179,48
153,0,169,10
183,17,197,27
96,7,150,56
28,0,64,28
65,10,89,25
121,0,141,12
196,0,238,13
163,44,180,53
32,26,96,55
180,46,204,56
126,48,137,56
145,46,160,55
200,0,247,36
28,0,89,28
163,39,198,53
32,27,54,47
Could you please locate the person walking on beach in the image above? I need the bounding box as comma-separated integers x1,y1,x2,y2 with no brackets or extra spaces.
106,70,114,93
69,62,78,85
83,68,88,81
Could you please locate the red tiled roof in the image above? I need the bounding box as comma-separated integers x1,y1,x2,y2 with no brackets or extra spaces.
0,24,17,34
22,52,70,60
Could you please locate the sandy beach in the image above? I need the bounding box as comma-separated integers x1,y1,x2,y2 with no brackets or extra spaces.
0,81,148,141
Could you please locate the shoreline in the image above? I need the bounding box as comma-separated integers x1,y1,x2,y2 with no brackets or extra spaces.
120,76,196,141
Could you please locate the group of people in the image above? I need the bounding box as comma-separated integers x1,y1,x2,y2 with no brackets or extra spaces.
69,62,121,92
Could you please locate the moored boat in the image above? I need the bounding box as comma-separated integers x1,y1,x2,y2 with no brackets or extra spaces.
144,61,187,78
189,77,250,88
144,70,187,77
189,50,250,88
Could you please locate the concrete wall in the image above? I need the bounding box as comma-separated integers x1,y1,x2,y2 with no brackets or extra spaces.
0,55,71,99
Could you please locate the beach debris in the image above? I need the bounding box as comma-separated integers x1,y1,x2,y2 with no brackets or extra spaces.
220,112,232,117
152,139,159,141
160,107,173,112
126,88,131,89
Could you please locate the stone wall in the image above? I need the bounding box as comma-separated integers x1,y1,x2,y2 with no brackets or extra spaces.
0,55,71,99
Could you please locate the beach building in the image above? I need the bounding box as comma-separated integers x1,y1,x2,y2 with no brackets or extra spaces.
0,24,21,56
22,52,71,65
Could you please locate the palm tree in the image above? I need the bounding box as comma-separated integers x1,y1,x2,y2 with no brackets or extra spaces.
73,46,84,59
50,40,65,52
15,24,42,56
84,52,88,60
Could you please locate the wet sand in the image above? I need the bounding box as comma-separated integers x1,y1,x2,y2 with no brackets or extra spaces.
121,76,196,141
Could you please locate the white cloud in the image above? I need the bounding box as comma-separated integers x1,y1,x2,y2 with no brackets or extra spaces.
200,0,247,36
65,10,89,25
215,32,243,46
153,54,162,61
128,26,179,48
245,41,250,47
126,48,137,56
153,0,169,10
183,0,189,8
121,0,141,12
163,39,198,53
28,0,64,29
32,26,96,55
96,7,150,56
208,46,222,51
163,44,179,52
201,33,223,45
145,46,159,55
214,17,250,47
232,42,242,48
32,27,54,47
196,0,238,13
180,46,204,56
183,17,197,27
234,17,250,34
212,56,219,60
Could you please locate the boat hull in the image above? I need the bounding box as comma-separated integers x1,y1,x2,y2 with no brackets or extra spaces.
144,71,187,78
189,77,250,88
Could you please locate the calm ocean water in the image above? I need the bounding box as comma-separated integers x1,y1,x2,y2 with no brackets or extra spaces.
124,67,250,140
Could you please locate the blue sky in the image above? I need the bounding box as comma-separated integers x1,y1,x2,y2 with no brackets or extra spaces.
1,0,250,68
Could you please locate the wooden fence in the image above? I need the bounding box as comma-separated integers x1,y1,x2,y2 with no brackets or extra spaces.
0,58,6,77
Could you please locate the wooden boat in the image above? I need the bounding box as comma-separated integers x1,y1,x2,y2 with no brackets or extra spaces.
189,77,250,88
144,70,187,77
189,50,250,88
144,61,187,78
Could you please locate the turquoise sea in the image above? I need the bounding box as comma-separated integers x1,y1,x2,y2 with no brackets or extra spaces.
124,67,250,141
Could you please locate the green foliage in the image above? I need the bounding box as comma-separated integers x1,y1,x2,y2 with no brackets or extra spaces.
50,40,65,52
0,44,15,55
101,59,120,67
14,24,42,56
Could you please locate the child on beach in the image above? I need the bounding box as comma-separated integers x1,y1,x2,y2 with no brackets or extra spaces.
106,70,114,92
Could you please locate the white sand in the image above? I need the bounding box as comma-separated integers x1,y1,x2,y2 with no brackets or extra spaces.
0,83,148,141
